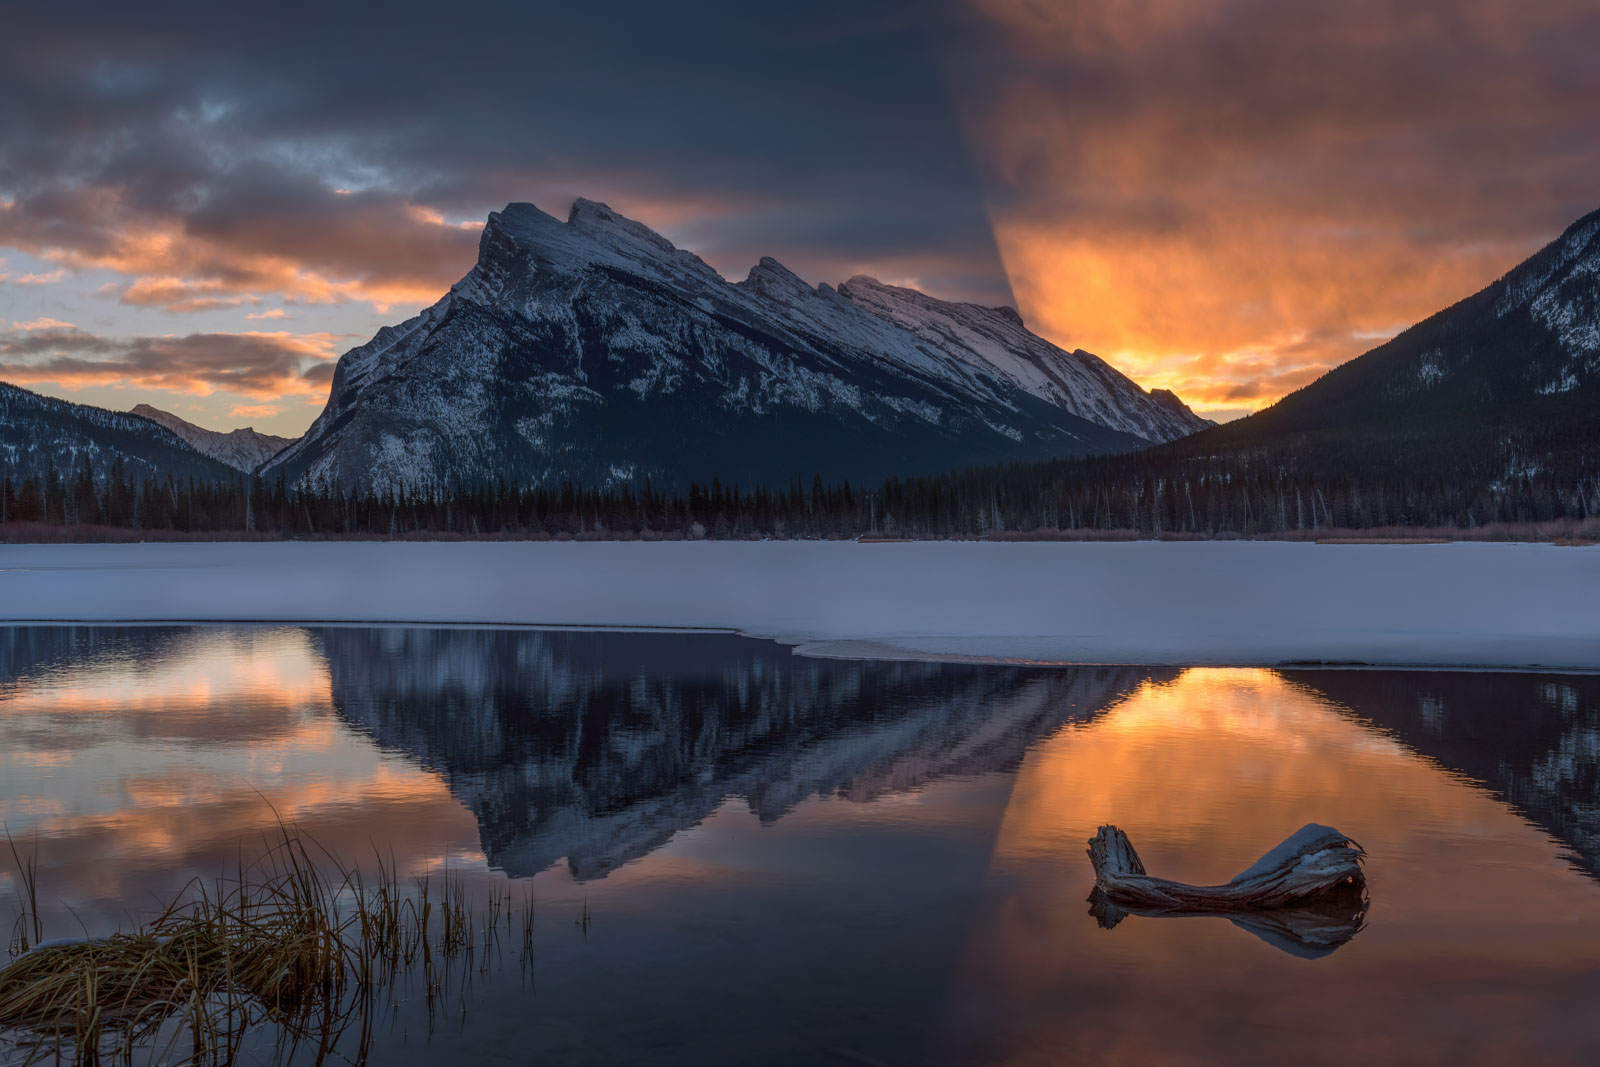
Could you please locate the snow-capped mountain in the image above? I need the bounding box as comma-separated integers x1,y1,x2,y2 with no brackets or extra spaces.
129,404,295,473
0,382,235,486
834,274,1202,443
264,199,1207,492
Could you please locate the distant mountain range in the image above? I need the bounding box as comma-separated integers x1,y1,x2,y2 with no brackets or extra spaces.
0,382,235,486
129,404,294,473
2,201,1597,522
260,199,1208,492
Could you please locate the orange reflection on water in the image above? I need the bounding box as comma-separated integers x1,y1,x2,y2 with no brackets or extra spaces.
0,627,484,920
942,668,1600,1065
0,628,332,719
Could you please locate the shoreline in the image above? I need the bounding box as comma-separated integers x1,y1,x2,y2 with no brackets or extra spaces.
3,618,1595,674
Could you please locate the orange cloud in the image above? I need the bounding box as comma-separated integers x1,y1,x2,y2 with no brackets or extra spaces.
246,308,289,320
0,326,345,400
0,189,477,316
119,276,252,313
404,204,485,231
229,403,282,418
988,203,1503,414
6,268,66,285
959,0,1600,415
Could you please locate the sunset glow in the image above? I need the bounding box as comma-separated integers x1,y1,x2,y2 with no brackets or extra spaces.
0,3,1595,433
942,667,1600,1063
1,4,1597,1055
0,627,480,917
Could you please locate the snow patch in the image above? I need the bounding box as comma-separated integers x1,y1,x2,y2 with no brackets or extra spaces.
2,542,1596,671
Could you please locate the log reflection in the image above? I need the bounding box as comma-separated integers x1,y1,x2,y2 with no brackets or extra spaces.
1084,822,1370,959
1088,882,1368,959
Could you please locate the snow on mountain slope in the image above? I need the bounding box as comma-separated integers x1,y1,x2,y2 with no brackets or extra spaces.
264,199,1206,492
1503,210,1600,395
836,275,1209,442
129,405,296,473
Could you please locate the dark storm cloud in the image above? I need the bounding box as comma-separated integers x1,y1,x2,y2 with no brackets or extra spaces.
0,0,1010,307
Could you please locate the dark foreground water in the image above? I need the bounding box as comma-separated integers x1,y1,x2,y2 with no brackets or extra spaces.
1,625,1598,1065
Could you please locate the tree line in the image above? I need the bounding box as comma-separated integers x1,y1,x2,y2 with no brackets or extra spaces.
3,438,1597,541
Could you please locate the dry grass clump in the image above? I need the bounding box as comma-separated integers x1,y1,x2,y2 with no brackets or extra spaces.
0,829,538,1066
1,833,354,1064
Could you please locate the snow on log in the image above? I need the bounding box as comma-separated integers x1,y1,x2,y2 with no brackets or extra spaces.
1088,823,1367,912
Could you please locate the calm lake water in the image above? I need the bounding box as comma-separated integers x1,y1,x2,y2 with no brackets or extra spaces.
2,625,1598,1065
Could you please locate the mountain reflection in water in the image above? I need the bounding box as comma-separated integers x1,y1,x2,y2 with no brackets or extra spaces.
2,626,1599,1066
313,627,1171,880
1289,670,1600,880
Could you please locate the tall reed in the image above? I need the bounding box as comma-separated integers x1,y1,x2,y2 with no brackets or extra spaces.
0,825,539,1066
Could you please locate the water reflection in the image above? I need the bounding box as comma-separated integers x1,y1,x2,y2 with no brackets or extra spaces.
313,627,1171,879
0,626,464,927
1,628,1599,1065
1289,670,1600,879
1089,883,1370,959
0,626,1173,922
948,668,1600,1066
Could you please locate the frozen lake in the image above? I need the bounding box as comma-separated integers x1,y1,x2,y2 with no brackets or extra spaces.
2,625,1600,1065
1,540,1597,669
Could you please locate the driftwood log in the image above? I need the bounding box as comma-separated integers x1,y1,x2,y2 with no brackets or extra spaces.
1087,823,1369,958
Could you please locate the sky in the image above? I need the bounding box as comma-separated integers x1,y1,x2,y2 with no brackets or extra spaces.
1,0,1598,435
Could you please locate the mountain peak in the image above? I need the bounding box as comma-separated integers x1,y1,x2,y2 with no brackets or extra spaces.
130,401,266,435
128,404,296,472
1219,202,1600,440
567,197,619,225
472,199,721,288
487,201,561,233
567,197,682,255
266,194,1212,491
992,305,1025,328
476,202,562,266
740,256,813,298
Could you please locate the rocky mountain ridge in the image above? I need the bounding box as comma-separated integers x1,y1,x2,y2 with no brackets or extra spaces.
263,198,1208,492
129,404,296,473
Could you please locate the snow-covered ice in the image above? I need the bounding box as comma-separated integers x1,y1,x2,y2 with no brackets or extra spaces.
0,540,1595,670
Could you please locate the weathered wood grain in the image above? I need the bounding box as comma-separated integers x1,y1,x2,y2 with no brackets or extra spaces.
1088,823,1367,913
